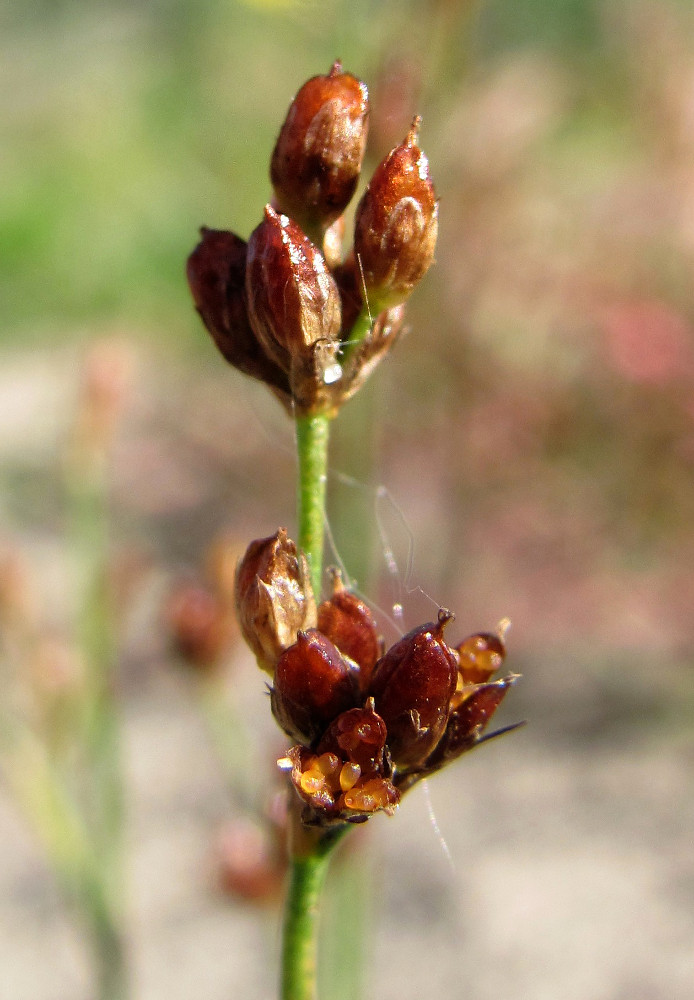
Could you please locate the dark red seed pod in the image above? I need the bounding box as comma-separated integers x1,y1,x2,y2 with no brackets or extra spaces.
186,228,290,395
271,629,359,745
246,206,342,375
234,529,316,675
316,702,388,778
317,577,380,689
271,61,369,235
368,609,458,770
353,117,438,312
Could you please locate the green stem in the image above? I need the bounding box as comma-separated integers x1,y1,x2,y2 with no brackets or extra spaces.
281,823,349,1000
295,412,331,596
338,307,373,370
84,878,128,1000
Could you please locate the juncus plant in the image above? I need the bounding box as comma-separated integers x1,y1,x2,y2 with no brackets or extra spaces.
187,62,521,1000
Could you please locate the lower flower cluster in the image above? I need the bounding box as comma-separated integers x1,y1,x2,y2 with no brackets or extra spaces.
235,530,519,829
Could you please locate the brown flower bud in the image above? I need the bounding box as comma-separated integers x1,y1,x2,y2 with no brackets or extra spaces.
246,206,342,378
368,609,458,770
186,228,290,396
316,574,381,689
353,117,438,311
315,702,388,778
271,630,359,745
235,529,316,675
271,61,369,235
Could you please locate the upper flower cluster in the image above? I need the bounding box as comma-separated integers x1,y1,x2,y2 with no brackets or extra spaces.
186,62,438,416
236,530,519,828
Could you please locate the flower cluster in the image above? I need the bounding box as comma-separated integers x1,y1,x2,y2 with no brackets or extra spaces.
186,61,438,416
236,530,519,828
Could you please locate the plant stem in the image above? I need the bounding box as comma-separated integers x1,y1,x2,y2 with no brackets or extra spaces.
295,411,331,596
281,819,349,1000
285,410,348,1000
337,307,373,370
84,876,128,1000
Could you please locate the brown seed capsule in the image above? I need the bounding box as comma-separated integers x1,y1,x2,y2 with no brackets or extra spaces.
186,228,290,396
271,61,369,236
316,575,380,689
368,609,458,770
353,117,438,312
271,630,359,745
235,529,316,675
246,206,342,376
316,702,388,778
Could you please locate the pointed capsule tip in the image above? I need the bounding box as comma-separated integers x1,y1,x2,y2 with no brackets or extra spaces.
436,607,455,632
406,116,422,144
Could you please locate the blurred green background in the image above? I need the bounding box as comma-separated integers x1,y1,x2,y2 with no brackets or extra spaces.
1,1,693,998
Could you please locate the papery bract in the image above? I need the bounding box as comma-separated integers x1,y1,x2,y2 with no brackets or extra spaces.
235,529,316,675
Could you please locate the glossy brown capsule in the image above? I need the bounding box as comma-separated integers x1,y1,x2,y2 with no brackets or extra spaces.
271,630,359,745
353,117,438,312
316,577,381,689
270,61,369,235
234,529,316,675
368,609,458,770
245,206,342,376
186,228,290,396
315,702,388,778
